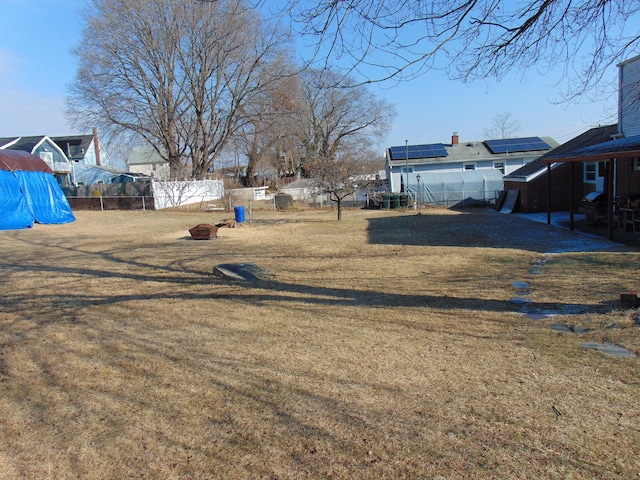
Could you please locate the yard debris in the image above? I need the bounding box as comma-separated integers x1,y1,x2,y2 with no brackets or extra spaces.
552,405,562,420
215,218,236,228
620,292,639,308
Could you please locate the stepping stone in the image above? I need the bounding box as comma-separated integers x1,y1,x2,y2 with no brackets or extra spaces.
213,263,273,282
512,281,531,295
550,323,590,333
510,297,533,304
580,342,636,358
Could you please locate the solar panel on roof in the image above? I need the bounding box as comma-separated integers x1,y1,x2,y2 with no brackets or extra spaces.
389,143,448,160
484,137,550,154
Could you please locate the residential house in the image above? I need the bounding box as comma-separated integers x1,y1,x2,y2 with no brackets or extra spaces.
542,54,640,239
503,124,619,212
385,133,558,205
0,135,73,186
127,145,170,180
0,129,120,186
52,129,119,185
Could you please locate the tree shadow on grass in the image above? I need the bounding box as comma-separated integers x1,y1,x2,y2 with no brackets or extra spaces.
0,225,617,333
0,262,609,323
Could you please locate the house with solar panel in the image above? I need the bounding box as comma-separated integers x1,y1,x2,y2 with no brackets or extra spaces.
385,133,558,206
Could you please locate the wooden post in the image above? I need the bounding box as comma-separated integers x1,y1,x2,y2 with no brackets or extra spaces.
569,162,574,231
607,158,614,240
546,163,551,225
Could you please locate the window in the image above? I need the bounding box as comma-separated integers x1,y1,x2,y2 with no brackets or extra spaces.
463,163,476,171
401,166,414,173
584,161,607,184
493,161,505,174
584,162,597,183
633,157,640,171
39,151,54,166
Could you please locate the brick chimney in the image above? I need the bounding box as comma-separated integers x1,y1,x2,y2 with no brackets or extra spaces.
451,132,459,145
93,127,102,166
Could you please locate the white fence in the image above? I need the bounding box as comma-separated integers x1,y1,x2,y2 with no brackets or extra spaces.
151,179,224,210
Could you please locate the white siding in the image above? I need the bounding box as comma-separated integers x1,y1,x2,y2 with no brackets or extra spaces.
619,55,640,137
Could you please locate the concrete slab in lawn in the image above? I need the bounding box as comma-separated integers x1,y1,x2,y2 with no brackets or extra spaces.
213,263,274,282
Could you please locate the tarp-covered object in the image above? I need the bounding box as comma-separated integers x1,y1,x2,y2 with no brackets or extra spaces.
412,170,504,206
0,150,75,230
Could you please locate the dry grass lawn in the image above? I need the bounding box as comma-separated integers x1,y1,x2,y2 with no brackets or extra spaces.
0,206,639,479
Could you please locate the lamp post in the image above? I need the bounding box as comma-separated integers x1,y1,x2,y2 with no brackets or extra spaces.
416,174,421,208
404,139,408,196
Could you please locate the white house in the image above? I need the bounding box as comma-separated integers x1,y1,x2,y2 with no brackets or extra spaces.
127,145,170,180
385,133,558,205
619,54,640,138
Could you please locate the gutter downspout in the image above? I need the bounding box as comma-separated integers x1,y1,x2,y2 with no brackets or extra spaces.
546,163,551,225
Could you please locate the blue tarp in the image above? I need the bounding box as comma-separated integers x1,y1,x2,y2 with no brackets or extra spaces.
16,171,75,225
0,170,75,230
0,170,33,229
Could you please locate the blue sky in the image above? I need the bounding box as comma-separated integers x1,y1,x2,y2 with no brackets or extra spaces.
0,0,620,151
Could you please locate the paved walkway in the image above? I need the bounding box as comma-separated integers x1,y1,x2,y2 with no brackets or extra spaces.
515,211,634,251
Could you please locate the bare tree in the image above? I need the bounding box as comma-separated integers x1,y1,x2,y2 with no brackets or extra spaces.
298,69,393,163
297,69,394,220
482,112,521,139
306,150,366,221
265,1,640,100
67,0,290,180
235,60,300,187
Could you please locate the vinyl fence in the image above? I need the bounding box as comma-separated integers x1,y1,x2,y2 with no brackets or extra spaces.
151,179,224,210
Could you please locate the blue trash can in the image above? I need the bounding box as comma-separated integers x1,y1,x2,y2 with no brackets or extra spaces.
234,206,246,223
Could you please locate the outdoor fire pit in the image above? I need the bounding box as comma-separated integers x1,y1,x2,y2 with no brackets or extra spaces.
189,223,218,240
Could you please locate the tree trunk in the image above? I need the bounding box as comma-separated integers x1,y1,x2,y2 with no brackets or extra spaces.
337,198,342,221
244,153,258,187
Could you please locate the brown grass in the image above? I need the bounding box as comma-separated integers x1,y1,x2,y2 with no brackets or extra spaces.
0,206,639,479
